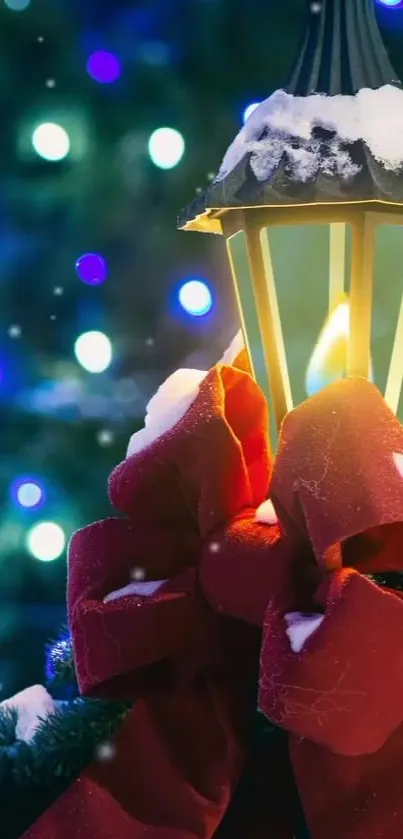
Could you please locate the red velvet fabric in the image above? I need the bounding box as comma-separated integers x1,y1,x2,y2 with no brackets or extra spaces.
259,378,403,839
269,377,403,570
23,363,296,839
22,369,403,839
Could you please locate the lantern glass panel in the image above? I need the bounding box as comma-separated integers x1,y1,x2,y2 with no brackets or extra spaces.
261,222,355,407
373,223,403,420
226,230,272,409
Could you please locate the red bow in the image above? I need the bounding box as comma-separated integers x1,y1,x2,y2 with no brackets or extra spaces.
23,365,403,839
23,362,298,839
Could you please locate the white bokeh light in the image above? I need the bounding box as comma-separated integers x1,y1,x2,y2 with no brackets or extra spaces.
26,522,66,562
32,123,70,162
74,331,112,373
148,127,185,170
178,280,212,317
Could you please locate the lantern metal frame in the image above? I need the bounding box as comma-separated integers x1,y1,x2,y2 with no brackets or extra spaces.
179,0,403,442
218,202,403,434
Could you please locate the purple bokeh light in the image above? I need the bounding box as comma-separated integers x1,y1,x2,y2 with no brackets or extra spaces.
75,253,108,285
86,51,121,84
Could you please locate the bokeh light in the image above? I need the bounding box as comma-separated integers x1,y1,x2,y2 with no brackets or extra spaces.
26,522,66,562
11,478,45,510
178,280,213,317
376,0,402,6
86,51,122,84
31,122,70,161
75,253,108,285
148,127,185,170
74,330,112,373
242,102,261,123
4,0,31,10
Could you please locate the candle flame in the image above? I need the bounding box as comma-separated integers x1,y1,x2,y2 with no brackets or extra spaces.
305,296,350,398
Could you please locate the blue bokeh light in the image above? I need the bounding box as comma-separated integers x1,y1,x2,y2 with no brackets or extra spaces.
75,253,108,285
242,102,261,123
11,477,45,510
86,51,122,84
376,0,403,6
178,280,213,317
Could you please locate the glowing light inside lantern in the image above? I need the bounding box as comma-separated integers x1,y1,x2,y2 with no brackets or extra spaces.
305,299,350,397
305,296,375,398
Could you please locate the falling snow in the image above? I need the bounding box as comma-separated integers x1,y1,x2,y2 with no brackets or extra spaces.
96,741,116,761
209,541,221,553
96,429,115,447
8,324,22,338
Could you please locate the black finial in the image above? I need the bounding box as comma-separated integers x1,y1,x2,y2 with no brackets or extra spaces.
286,0,401,97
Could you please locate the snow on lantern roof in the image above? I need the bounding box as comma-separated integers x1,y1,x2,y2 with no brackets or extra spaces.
179,0,403,234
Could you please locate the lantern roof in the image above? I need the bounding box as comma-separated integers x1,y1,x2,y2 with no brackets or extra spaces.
179,0,403,234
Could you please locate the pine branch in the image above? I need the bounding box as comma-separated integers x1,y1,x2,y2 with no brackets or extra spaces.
0,693,130,839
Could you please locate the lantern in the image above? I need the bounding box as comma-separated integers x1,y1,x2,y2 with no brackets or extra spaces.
179,0,403,446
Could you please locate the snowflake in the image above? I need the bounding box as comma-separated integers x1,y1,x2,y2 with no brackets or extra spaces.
208,541,221,553
8,325,21,338
97,429,114,447
96,741,116,761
